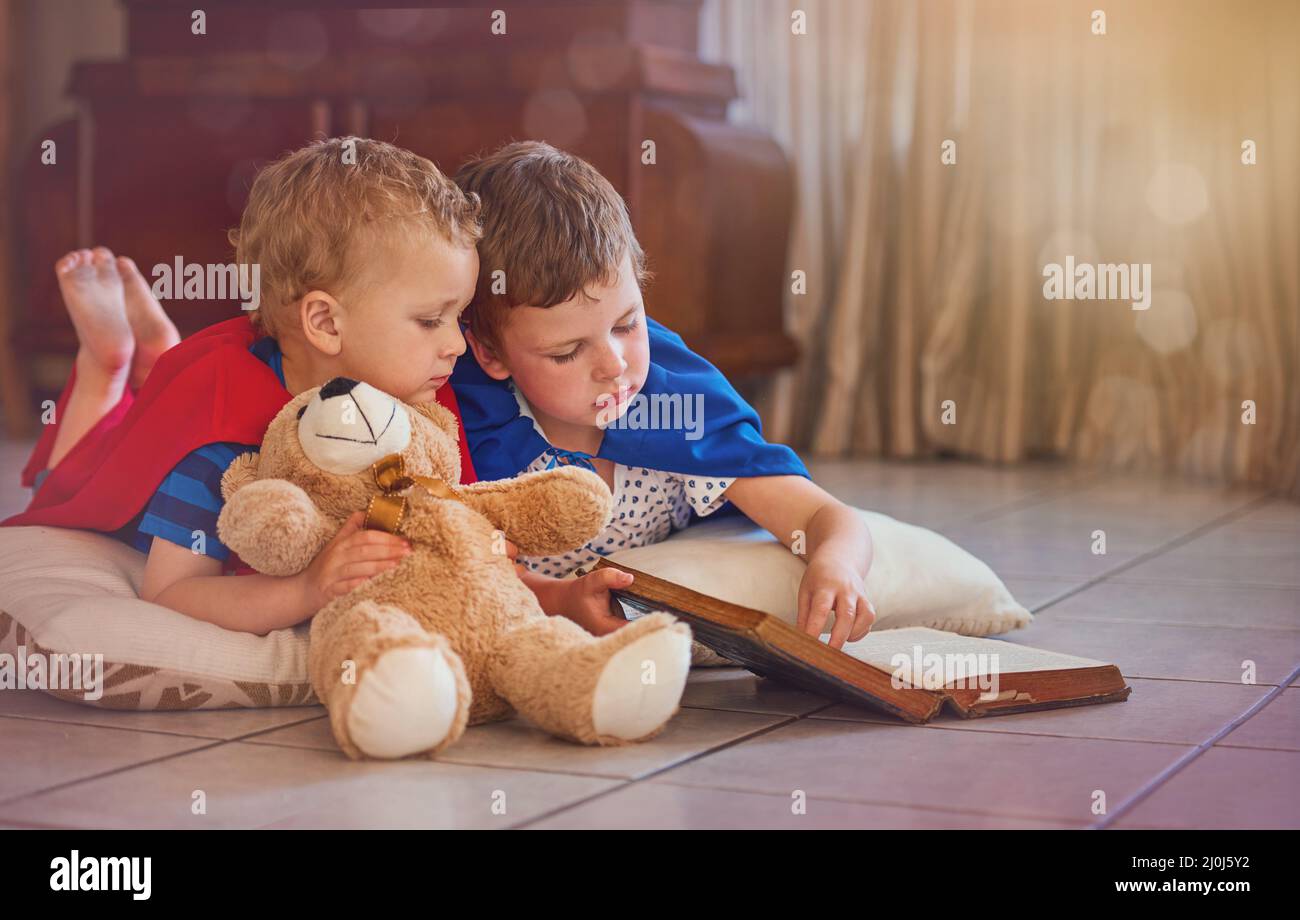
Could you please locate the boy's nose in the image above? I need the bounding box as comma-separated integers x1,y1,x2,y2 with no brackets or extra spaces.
442,325,467,358
594,346,627,380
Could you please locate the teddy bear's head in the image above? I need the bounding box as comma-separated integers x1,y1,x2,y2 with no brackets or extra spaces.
220,376,462,521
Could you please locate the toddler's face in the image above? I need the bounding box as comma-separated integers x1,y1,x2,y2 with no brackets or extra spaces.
339,232,478,405
471,254,650,435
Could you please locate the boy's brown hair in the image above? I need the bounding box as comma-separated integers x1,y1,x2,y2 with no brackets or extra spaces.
230,136,482,339
452,141,651,354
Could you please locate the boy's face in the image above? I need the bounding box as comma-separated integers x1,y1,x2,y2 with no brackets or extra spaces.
335,231,479,405
469,254,650,435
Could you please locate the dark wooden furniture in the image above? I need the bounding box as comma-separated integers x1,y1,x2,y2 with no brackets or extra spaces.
11,0,795,422
0,0,28,436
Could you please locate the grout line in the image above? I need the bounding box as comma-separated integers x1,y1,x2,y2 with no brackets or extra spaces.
1029,583,1094,614
638,775,1089,827
509,715,800,828
509,703,850,829
0,710,223,742
1064,675,1288,687
804,710,1196,746
0,704,326,744
512,690,850,828
221,712,329,743
1096,573,1300,591
962,469,1108,526
229,726,661,782
536,778,1090,828
1104,578,1300,592
1217,742,1300,753
1089,661,1300,830
1062,674,1292,687
1031,493,1279,616
507,780,635,829
0,739,229,810
1092,670,1294,686
0,816,78,829
1049,614,1300,632
679,702,834,717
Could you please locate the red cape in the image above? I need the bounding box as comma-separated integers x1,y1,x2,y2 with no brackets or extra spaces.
2,315,477,575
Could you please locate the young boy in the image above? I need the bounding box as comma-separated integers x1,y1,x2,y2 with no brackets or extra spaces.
450,141,877,650
4,138,480,635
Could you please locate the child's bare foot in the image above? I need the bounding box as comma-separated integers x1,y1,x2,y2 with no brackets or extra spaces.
116,256,180,390
47,248,135,469
55,248,133,378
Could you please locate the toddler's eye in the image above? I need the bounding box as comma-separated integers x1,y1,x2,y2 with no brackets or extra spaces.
550,349,580,365
614,318,640,335
418,318,443,330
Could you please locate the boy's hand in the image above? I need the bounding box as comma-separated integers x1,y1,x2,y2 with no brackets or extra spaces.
297,511,412,612
797,558,876,649
556,568,632,636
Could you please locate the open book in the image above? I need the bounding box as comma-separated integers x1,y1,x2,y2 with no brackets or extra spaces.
592,558,1131,723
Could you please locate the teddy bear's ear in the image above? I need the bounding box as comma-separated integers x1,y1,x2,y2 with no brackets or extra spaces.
220,451,261,502
410,400,460,441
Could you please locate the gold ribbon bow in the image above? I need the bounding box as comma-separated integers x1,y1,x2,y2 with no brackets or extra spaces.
363,453,463,535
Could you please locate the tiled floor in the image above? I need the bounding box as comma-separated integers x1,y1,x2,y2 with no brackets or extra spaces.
1,442,1297,829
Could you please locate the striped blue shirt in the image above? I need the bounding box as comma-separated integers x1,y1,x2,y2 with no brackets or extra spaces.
113,336,285,560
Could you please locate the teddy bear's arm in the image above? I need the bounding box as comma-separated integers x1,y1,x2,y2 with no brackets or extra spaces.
215,479,336,576
457,466,613,556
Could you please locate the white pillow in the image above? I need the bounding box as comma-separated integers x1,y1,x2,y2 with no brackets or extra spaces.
606,509,1032,637
0,526,314,710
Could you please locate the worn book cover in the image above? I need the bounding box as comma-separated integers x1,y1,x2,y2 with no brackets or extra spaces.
594,558,1132,723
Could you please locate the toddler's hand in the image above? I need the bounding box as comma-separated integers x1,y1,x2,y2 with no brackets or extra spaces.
797,558,875,649
298,511,411,612
558,568,633,636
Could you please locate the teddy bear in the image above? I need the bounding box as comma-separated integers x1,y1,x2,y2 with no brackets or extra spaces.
216,376,692,761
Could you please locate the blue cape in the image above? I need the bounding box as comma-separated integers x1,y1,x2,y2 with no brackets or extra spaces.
450,317,810,491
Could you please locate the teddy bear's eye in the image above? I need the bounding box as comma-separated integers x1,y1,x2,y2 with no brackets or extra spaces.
297,404,308,420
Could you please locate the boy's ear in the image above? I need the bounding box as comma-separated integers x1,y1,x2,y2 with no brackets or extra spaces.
465,327,511,381
299,290,343,357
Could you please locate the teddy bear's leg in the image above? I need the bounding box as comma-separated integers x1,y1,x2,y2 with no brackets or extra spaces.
487,611,692,745
310,598,471,760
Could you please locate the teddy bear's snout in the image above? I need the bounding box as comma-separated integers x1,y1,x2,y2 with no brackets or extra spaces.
297,377,413,474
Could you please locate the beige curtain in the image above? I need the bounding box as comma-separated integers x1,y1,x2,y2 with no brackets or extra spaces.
700,0,1300,497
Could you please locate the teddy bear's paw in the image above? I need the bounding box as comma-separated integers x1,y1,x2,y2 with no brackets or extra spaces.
591,623,692,742
346,647,462,759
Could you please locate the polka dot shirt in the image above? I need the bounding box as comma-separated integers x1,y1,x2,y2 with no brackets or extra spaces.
519,450,734,578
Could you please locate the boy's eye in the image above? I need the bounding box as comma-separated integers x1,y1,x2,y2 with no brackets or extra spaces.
418,318,443,330
614,318,640,335
550,348,580,365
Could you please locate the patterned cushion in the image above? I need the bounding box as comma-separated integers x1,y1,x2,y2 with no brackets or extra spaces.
0,526,313,710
